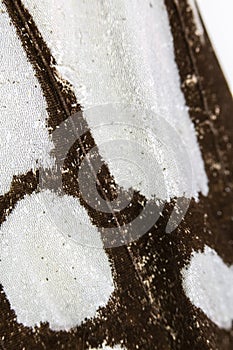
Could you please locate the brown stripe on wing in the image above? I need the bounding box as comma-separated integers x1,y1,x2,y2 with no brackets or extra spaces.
0,0,232,349
0,171,38,225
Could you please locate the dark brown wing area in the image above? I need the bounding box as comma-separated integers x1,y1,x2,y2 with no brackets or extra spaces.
0,0,233,349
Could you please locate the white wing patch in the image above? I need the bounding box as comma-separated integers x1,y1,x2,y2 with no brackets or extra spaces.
22,0,208,201
0,3,54,195
0,190,114,331
182,245,233,330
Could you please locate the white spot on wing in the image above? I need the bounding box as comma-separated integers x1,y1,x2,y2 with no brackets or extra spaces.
0,190,114,331
182,245,233,329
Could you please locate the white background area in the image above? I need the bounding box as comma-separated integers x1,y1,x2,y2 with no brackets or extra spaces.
196,0,233,95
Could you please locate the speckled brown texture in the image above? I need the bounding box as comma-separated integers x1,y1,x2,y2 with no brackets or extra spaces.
0,0,232,349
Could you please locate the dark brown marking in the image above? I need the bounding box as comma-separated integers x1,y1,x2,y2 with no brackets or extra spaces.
0,0,232,349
